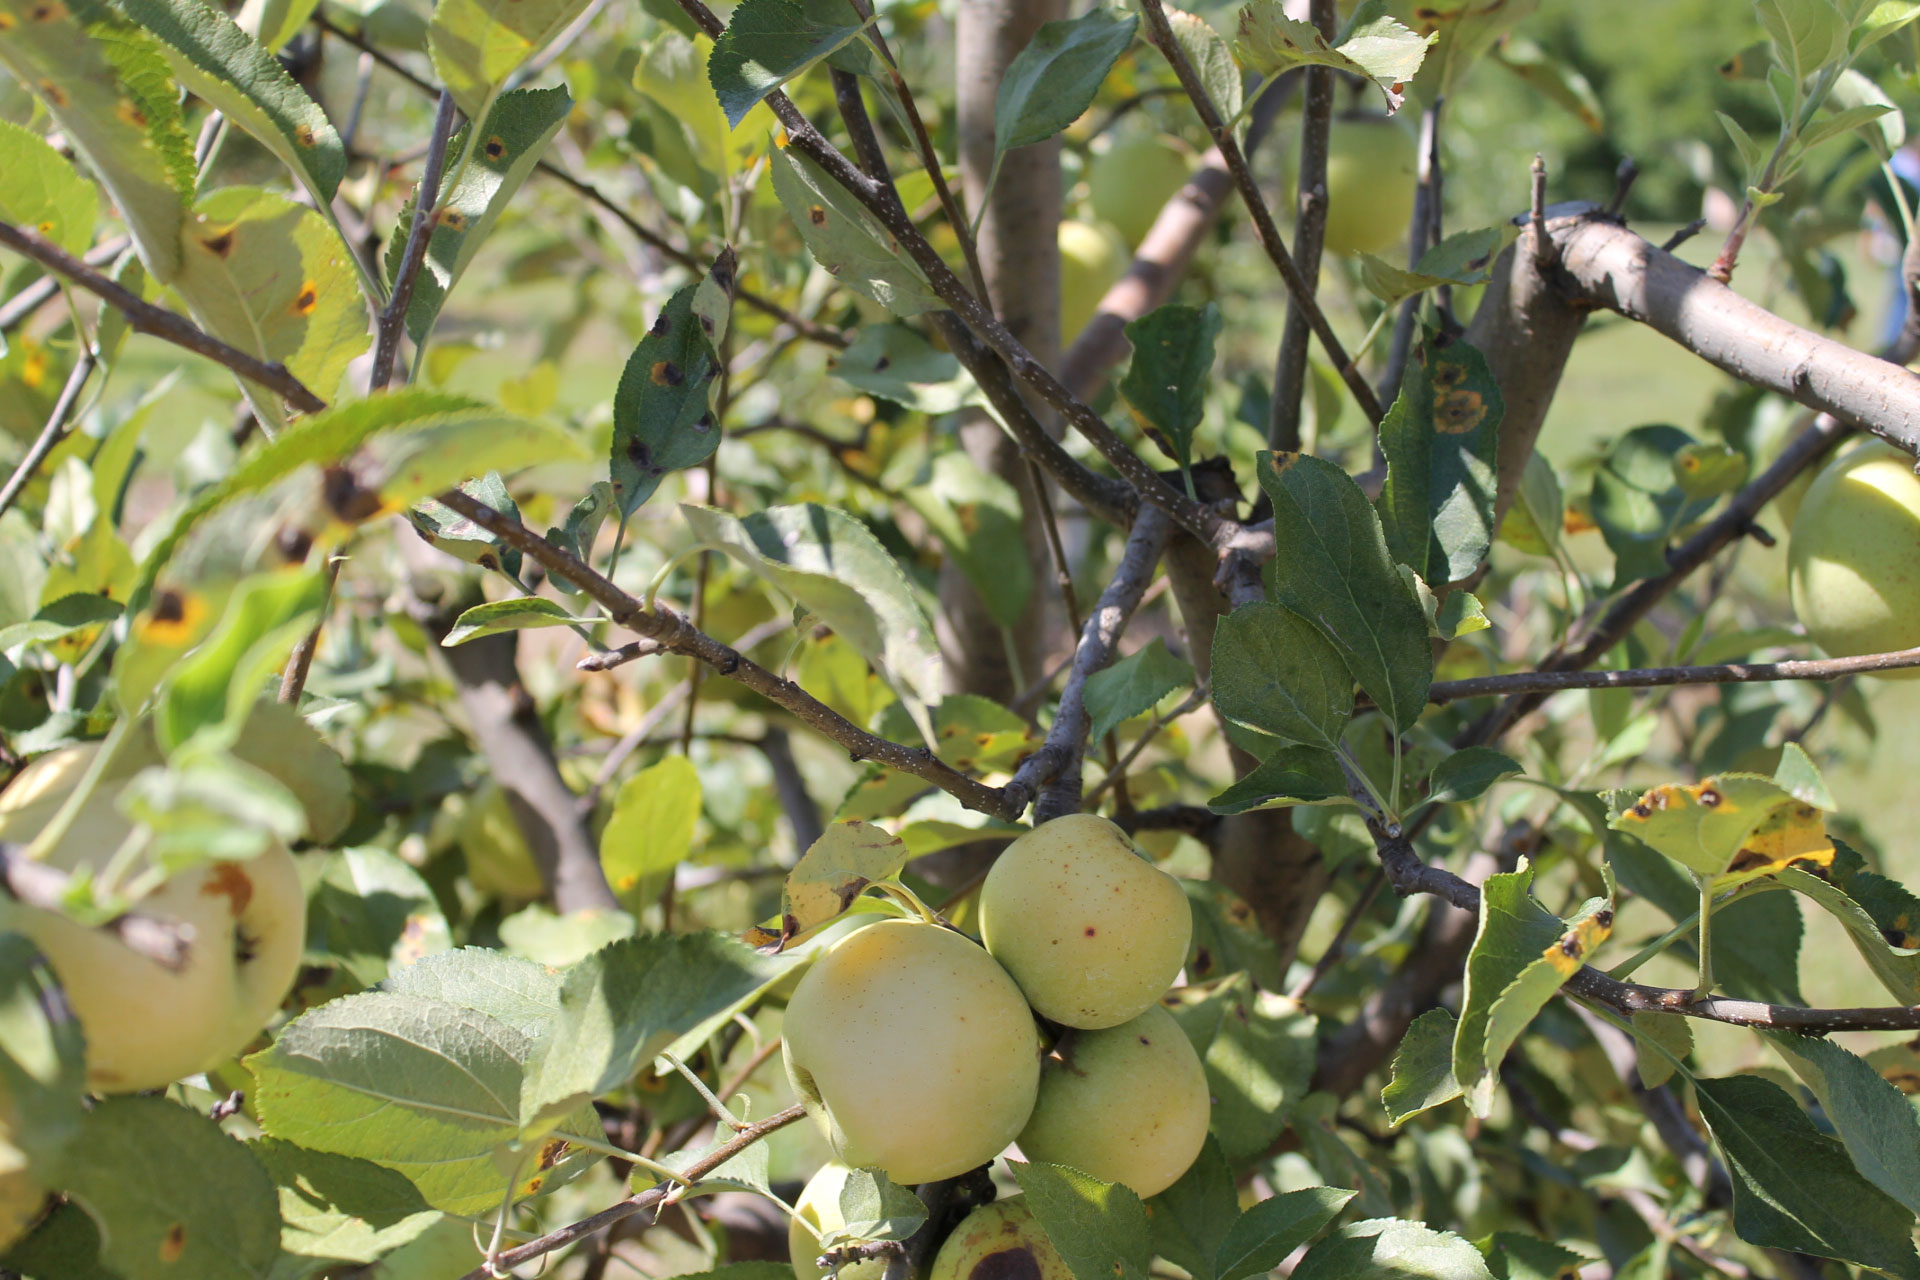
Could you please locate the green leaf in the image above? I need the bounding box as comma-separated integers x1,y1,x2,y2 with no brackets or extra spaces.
994,8,1138,154
1377,336,1504,584
0,119,99,257
1207,744,1349,814
1588,424,1716,587
1165,6,1241,123
1357,226,1518,306
682,503,942,734
250,990,601,1214
0,934,87,1166
426,0,591,114
707,0,865,128
1083,637,1193,744
1257,451,1432,732
832,324,978,413
1395,0,1538,98
1291,1218,1492,1280
1489,36,1603,132
410,472,524,577
1210,602,1352,751
1423,747,1520,807
1454,861,1562,1115
1764,1031,1920,1215
251,1139,440,1270
0,592,123,652
1671,440,1749,499
1695,1073,1920,1277
544,481,616,597
770,144,942,317
828,1168,927,1244
1147,1137,1237,1280
776,819,911,944
1011,1160,1152,1280
442,597,589,645
1119,303,1222,481
1498,451,1564,559
118,0,344,201
382,946,564,1040
1382,1007,1462,1126
519,932,776,1128
0,1200,116,1280
1757,0,1846,86
386,85,571,344
904,452,1033,631
235,0,318,51
1480,892,1612,1088
305,846,453,986
1216,1188,1355,1280
1169,975,1316,1160
1235,1,1434,111
1776,865,1920,1003
599,754,701,907
1629,1011,1691,1089
634,30,766,197
0,0,194,278
58,1096,281,1280
232,696,355,841
1772,741,1836,810
610,283,722,518
173,186,370,425
1183,880,1286,989
1485,1234,1593,1280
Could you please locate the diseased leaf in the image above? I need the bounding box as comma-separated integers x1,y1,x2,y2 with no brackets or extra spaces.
1165,6,1241,122
707,0,865,128
611,283,722,518
1480,893,1612,1083
118,0,345,201
1695,1073,1920,1277
994,8,1138,154
1258,451,1432,731
770,145,942,317
1235,0,1433,112
1382,1007,1462,1125
427,0,592,113
1377,335,1504,584
775,820,911,945
1210,601,1352,751
386,86,572,344
832,324,978,413
1587,425,1718,587
1084,637,1193,744
1119,303,1222,484
1454,860,1562,1115
0,120,99,257
1609,773,1833,883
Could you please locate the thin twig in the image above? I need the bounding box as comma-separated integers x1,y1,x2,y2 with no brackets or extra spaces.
1137,0,1384,427
1081,685,1206,809
0,236,131,335
453,1103,807,1280
0,223,326,413
1429,644,1920,703
0,348,96,519
1269,0,1336,450
371,90,459,389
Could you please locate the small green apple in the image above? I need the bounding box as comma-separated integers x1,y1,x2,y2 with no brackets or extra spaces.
787,1163,890,1280
1322,115,1418,257
782,919,1041,1183
927,1198,1072,1280
1059,220,1129,346
1087,132,1193,249
1015,1004,1209,1198
0,744,307,1093
1788,438,1920,674
979,814,1191,1029
459,783,548,901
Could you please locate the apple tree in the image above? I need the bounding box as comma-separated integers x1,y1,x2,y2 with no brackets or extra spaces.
4,0,1920,1277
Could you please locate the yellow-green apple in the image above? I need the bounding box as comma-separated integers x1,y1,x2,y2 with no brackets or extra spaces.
979,814,1191,1029
782,919,1040,1183
1058,220,1129,346
928,1198,1072,1280
0,744,306,1092
787,1162,890,1280
1322,115,1419,257
1788,438,1920,673
1088,132,1193,249
0,1084,43,1252
1014,1004,1209,1198
458,783,548,901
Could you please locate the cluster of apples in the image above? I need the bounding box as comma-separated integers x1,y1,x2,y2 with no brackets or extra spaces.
782,814,1208,1276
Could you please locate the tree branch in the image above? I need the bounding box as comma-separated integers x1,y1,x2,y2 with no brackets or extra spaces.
1429,643,1920,704
453,1103,807,1280
0,348,96,519
371,89,459,389
1269,1,1335,450
1136,0,1384,428
0,222,326,414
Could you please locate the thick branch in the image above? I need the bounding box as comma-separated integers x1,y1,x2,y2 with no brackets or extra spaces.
454,1103,807,1280
0,222,326,414
1429,643,1920,703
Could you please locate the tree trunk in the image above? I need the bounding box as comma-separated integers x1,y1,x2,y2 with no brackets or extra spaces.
938,0,1067,703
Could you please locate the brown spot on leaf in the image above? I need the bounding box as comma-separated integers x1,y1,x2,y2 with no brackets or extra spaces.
152,590,186,625
484,135,507,160
441,209,467,231
651,360,683,387
1698,786,1723,807
537,1137,569,1169
160,1222,186,1263
1433,387,1486,434
200,229,237,258
808,204,828,226
276,525,314,563
40,81,68,107
322,464,383,522
294,123,317,147
291,280,319,315
1083,926,1097,937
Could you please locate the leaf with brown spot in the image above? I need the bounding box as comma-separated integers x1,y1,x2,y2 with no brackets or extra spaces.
611,279,722,518
775,820,912,949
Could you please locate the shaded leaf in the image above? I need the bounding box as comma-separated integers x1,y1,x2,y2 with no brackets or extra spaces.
1208,744,1349,815
1358,226,1518,306
1423,747,1520,807
1377,335,1504,584
905,452,1032,631
410,472,524,577
1011,1160,1151,1280
1210,602,1351,751
1217,1187,1355,1280
1119,303,1222,482
0,120,99,257
994,9,1138,153
707,0,865,128
1764,1030,1920,1215
305,845,453,986
1382,1007,1462,1126
1084,637,1193,744
1291,1218,1492,1280
427,0,591,113
1147,1137,1237,1280
252,1139,440,1270
611,283,722,518
1165,6,1241,122
832,324,977,413
770,145,941,317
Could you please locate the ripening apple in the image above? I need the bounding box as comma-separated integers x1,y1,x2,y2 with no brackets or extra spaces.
979,814,1191,1029
928,1198,1072,1280
1788,438,1920,674
1087,132,1193,249
1059,220,1129,346
458,783,548,901
782,919,1041,1183
0,744,307,1093
787,1163,889,1280
1014,1004,1210,1198
1322,115,1419,257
